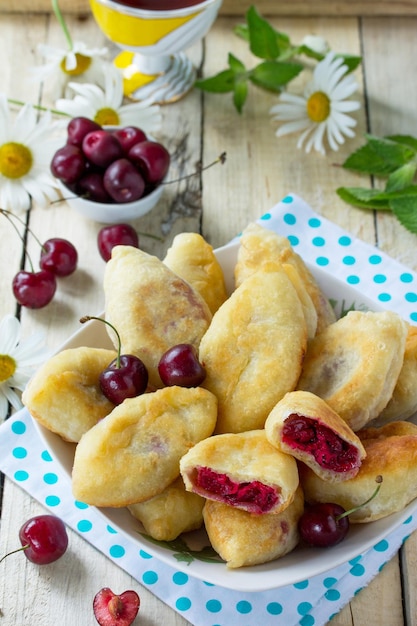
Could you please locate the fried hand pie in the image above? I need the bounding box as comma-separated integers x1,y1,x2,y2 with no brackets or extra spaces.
300,421,417,523
199,267,307,433
297,310,408,431
163,232,228,315
265,390,366,482
22,347,117,443
203,486,304,568
128,477,205,541
104,245,212,388
180,429,299,515
72,386,218,507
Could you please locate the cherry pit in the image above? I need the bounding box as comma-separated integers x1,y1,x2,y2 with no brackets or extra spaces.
51,118,171,204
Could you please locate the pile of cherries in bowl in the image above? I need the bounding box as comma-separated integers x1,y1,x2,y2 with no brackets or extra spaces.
51,118,170,222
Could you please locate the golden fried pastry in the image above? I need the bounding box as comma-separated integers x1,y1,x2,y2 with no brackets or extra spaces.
72,385,218,507
199,267,307,433
297,310,408,431
299,421,417,523
234,222,336,334
372,324,417,426
180,430,299,515
128,477,205,541
104,245,212,388
163,232,228,315
22,347,117,443
265,391,366,482
203,486,304,568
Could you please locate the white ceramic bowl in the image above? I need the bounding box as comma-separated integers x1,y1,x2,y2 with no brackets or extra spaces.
57,178,164,225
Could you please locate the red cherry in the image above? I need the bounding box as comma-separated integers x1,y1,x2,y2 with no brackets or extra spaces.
82,130,124,168
40,238,78,277
298,502,349,547
93,587,140,626
100,354,149,405
158,343,206,387
67,117,102,147
12,269,57,308
128,140,170,184
103,158,146,203
50,144,86,185
112,126,147,154
18,515,69,565
97,224,139,262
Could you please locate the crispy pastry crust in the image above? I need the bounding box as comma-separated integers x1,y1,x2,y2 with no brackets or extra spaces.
72,386,218,507
299,421,417,522
180,429,299,514
203,486,304,568
128,477,205,541
104,245,212,388
22,347,117,443
199,267,307,433
265,390,366,482
163,232,228,315
297,310,408,431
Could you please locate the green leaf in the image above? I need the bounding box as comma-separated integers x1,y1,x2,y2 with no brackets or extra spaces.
195,69,236,93
336,186,391,210
343,135,416,175
386,134,417,151
390,195,417,234
246,5,280,59
335,54,362,73
385,161,417,192
233,79,248,113
228,52,246,73
249,60,303,92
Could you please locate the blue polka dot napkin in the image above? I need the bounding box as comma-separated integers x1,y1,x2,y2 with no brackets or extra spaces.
1,193,417,626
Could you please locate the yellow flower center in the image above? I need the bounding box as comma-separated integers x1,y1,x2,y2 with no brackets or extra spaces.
94,108,121,126
306,91,330,123
61,53,92,76
0,354,16,382
0,142,33,179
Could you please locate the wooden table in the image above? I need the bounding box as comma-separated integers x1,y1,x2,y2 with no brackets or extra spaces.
0,5,416,625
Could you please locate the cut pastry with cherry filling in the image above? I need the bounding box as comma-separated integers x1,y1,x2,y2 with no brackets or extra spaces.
265,391,366,482
180,430,299,515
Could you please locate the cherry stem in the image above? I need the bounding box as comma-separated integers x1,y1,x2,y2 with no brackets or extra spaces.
80,315,122,368
336,475,383,521
0,544,29,564
51,0,73,51
162,152,227,185
0,209,36,273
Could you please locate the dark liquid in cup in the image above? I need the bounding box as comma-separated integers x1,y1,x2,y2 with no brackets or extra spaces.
112,0,205,9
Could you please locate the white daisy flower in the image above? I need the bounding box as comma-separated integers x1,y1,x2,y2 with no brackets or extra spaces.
0,94,62,214
55,65,163,134
32,41,109,91
0,315,49,419
270,51,360,155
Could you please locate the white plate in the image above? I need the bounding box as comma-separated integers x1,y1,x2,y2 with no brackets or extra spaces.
33,238,417,592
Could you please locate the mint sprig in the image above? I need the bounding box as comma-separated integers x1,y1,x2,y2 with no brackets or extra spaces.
195,5,361,113
337,133,417,234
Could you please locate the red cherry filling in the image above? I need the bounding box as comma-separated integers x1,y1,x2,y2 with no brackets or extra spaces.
195,466,278,514
282,415,359,473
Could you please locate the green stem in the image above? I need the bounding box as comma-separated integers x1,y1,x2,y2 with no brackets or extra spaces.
0,544,29,564
0,210,35,273
7,98,70,118
80,316,122,368
337,475,383,521
51,0,73,51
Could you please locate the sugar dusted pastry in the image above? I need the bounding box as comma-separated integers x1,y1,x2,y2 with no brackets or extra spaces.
203,486,304,568
128,477,205,541
104,245,212,388
22,347,117,443
299,421,417,523
234,222,336,334
372,324,417,426
72,385,218,507
180,430,299,515
297,310,408,431
163,232,228,315
265,391,366,482
199,267,307,433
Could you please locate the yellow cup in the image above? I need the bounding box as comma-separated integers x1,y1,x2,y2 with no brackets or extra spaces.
89,0,223,102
